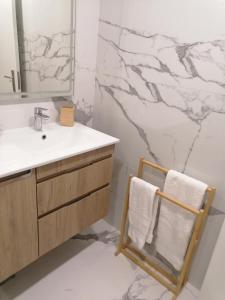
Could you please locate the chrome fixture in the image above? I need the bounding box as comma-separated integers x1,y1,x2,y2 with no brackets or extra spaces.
4,70,16,92
34,107,49,131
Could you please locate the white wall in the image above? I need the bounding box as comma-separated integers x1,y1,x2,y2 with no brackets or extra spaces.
74,0,100,126
199,219,225,300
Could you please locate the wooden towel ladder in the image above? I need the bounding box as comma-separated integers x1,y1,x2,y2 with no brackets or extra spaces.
115,158,216,300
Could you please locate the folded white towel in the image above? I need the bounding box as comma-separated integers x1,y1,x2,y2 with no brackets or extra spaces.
155,170,208,271
128,177,159,250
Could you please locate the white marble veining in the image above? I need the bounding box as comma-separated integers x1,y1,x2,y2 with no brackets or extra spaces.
0,220,198,300
93,0,225,289
73,0,100,126
96,19,225,171
0,122,119,178
20,31,72,92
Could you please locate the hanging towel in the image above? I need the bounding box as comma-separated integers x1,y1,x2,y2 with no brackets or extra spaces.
155,170,208,271
128,177,159,250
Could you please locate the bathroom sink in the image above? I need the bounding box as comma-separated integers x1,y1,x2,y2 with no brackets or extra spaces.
15,124,81,153
0,144,32,166
0,144,34,175
0,123,119,178
0,144,24,161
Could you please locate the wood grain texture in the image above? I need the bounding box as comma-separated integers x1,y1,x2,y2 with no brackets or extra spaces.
0,171,38,281
36,145,114,181
37,157,113,216
39,186,110,256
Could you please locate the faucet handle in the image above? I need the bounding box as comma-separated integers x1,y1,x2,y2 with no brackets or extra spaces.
34,107,48,114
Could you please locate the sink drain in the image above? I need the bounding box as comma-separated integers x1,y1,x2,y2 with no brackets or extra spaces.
42,134,47,140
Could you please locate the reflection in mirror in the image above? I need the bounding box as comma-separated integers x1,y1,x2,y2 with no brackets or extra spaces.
16,0,74,94
0,0,21,94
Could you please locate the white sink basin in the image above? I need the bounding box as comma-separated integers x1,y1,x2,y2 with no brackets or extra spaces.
0,144,25,161
0,123,119,178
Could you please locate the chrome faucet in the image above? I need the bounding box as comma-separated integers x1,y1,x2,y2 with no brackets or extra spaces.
34,107,50,131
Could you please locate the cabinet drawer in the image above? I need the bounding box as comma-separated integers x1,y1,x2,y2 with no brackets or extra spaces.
37,157,112,216
39,186,109,256
36,145,114,181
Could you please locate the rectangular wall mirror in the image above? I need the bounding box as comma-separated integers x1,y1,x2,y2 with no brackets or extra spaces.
0,0,75,100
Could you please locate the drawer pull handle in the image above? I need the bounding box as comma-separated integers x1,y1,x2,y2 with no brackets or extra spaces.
18,170,33,179
0,170,33,184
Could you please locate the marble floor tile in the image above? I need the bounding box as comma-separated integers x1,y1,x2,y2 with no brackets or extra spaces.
0,220,198,300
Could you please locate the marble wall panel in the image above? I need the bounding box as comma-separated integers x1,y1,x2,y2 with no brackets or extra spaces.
93,0,225,289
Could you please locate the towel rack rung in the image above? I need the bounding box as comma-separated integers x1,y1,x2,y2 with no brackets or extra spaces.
126,243,178,284
141,159,168,174
121,247,177,293
157,191,200,215
141,158,215,194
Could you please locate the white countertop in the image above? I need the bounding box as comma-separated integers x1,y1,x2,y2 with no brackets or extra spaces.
0,122,119,179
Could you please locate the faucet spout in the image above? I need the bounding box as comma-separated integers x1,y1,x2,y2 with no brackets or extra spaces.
39,113,50,120
34,107,50,131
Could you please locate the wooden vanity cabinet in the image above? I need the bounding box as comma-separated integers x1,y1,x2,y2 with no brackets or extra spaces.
0,171,38,282
0,145,115,282
37,145,114,256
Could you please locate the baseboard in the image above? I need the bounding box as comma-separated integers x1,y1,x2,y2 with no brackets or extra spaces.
186,282,200,298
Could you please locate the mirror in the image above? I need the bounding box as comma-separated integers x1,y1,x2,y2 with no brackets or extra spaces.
0,0,75,99
0,0,20,94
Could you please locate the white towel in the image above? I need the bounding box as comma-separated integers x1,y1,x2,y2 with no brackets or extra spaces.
128,177,159,250
155,170,208,271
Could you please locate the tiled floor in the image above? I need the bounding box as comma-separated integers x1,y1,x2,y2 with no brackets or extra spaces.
0,220,198,300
